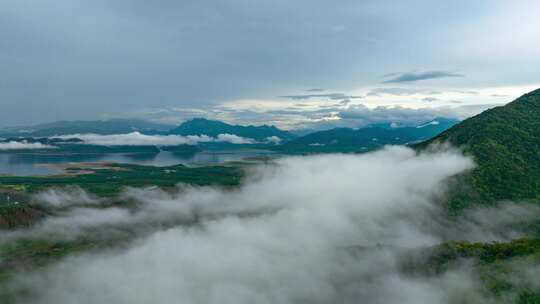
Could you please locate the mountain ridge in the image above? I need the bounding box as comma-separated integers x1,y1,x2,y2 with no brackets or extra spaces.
169,118,295,142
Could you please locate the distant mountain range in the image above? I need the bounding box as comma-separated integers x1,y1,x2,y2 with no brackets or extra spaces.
1,117,461,154
275,118,458,153
417,88,540,210
0,119,172,137
0,118,296,143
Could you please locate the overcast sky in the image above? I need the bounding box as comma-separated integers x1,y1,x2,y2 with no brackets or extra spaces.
1,0,539,128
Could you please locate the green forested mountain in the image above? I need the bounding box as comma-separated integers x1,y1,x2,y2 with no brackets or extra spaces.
418,88,540,208
411,89,540,301
169,118,295,142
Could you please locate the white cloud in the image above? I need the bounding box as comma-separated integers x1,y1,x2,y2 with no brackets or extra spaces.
0,141,55,150
216,134,255,144
32,187,103,208
53,132,256,146
416,121,440,128
264,136,282,144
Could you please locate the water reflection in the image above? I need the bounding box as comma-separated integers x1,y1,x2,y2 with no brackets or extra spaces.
0,150,277,176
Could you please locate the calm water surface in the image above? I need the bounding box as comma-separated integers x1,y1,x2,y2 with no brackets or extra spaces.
0,150,277,176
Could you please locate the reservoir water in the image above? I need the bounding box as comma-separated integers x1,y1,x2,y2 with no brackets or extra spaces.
0,150,277,176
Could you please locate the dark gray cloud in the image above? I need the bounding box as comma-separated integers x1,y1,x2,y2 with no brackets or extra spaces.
383,71,465,83
280,93,363,100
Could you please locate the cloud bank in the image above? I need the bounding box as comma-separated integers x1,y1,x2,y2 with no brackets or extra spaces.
4,146,513,302
0,141,55,150
53,132,255,146
334,103,499,128
215,134,255,144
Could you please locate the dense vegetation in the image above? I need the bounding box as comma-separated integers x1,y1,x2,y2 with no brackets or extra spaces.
402,238,540,302
0,204,45,229
418,89,540,209
0,238,95,301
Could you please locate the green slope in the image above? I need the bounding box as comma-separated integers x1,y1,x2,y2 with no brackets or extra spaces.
418,88,540,208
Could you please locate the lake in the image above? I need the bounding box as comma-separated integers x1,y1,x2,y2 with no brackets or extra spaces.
0,150,278,176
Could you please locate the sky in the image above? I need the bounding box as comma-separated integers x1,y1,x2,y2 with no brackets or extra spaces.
1,0,539,129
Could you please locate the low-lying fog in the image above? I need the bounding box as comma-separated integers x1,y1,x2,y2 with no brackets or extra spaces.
3,146,539,304
52,132,259,145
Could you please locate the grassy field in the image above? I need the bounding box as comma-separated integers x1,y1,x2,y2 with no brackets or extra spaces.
0,163,243,197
